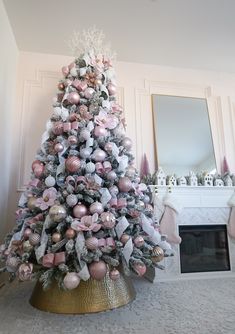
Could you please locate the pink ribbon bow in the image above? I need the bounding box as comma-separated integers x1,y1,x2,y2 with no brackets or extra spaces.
42,252,66,268
95,161,112,174
98,237,115,248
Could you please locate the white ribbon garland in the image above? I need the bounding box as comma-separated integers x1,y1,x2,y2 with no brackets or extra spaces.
115,216,129,239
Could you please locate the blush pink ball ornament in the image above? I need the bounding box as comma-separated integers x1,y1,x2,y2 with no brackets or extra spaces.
92,149,106,162
107,83,116,96
109,268,120,281
85,237,99,250
73,204,87,218
62,66,69,76
54,143,64,153
63,272,80,290
107,171,117,181
133,263,147,277
34,164,44,178
94,126,107,137
118,177,132,192
29,233,41,246
122,137,132,150
89,261,107,280
120,234,130,245
89,202,104,214
104,142,113,153
100,212,116,229
65,156,81,173
66,194,78,207
67,92,80,105
84,87,95,99
23,228,32,239
68,135,78,145
134,236,145,248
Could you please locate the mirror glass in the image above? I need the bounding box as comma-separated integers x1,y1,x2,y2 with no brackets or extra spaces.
152,95,216,176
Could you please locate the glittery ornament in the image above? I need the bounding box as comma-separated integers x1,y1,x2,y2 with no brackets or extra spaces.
92,149,106,162
54,143,64,153
85,162,96,174
53,122,64,135
85,237,99,250
65,156,81,173
68,135,78,145
120,234,130,245
29,233,41,246
23,240,33,253
151,246,164,263
23,228,32,239
6,257,20,272
62,66,69,76
52,232,62,243
94,126,107,137
73,204,88,218
80,148,91,159
100,212,116,229
67,92,80,105
122,137,132,150
63,272,80,290
49,205,67,222
89,261,107,280
133,263,146,277
118,177,132,192
134,236,145,248
65,228,76,239
109,268,120,281
107,171,117,181
84,87,95,99
27,197,37,210
66,194,78,207
45,175,56,187
80,129,90,141
89,202,104,214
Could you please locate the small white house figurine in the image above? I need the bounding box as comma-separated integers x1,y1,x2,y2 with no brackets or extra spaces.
203,173,213,186
155,167,166,186
167,175,177,186
188,171,198,186
214,178,224,187
224,175,233,187
177,176,187,186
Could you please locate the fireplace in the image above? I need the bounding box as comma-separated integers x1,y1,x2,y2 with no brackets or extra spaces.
179,225,230,273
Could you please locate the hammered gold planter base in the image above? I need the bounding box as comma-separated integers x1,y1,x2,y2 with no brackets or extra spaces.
29,271,136,314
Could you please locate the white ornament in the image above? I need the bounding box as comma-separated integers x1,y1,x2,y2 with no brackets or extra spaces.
86,162,96,174
45,176,56,187
66,194,78,207
70,67,77,77
63,272,80,290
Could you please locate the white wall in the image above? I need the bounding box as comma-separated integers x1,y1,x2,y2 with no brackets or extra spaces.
0,0,18,240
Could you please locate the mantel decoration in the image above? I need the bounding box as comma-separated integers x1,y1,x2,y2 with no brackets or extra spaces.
0,28,173,314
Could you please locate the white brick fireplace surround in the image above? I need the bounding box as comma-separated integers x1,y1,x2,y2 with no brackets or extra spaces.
151,186,235,281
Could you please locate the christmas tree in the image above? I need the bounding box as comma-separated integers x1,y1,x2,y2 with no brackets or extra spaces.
0,29,172,292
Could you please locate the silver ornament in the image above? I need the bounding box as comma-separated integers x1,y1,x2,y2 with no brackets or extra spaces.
85,162,96,173
49,205,67,222
29,233,41,246
66,194,78,207
45,175,56,187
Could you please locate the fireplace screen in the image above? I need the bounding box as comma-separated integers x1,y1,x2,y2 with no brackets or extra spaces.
179,225,230,273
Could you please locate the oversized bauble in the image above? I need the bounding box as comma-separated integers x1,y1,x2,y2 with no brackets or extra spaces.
65,228,76,239
122,137,132,150
120,234,130,245
29,233,41,246
45,175,56,187
104,142,113,152
80,148,91,159
53,122,64,135
49,205,67,222
63,272,80,290
151,246,164,263
107,171,117,181
65,156,81,173
94,126,107,137
118,177,132,192
89,261,107,280
73,204,87,218
107,83,116,96
134,236,145,248
109,268,120,281
23,228,32,239
18,263,33,281
58,82,65,91
125,166,136,178
54,143,64,153
34,164,44,178
133,263,147,277
62,66,69,76
84,87,95,99
85,237,99,250
89,202,104,214
66,194,78,207
109,185,119,197
85,162,96,174
92,149,106,162
23,240,33,252
67,92,80,105
27,197,37,210
68,135,78,145
6,257,20,272
52,232,62,243
100,212,116,229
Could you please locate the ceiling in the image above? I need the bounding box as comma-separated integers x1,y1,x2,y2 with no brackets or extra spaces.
3,0,235,72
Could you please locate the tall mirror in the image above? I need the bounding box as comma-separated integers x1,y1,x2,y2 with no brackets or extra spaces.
152,95,217,175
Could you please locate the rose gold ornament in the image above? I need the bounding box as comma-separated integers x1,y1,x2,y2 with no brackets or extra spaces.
52,232,62,243
65,156,81,173
34,164,44,178
134,236,145,248
54,143,64,153
104,142,113,152
89,261,107,280
53,122,64,135
84,87,95,99
68,135,78,145
89,202,104,215
109,268,120,281
133,263,146,277
118,177,132,192
94,126,107,137
65,228,76,239
122,137,132,150
31,160,42,170
85,237,99,250
66,194,78,207
29,233,41,246
63,272,80,290
151,246,164,263
67,92,80,105
49,205,67,222
27,197,37,210
58,82,65,91
18,263,33,281
107,83,116,96
92,149,106,162
62,66,69,76
120,234,130,245
23,228,32,239
73,204,87,218
100,212,116,229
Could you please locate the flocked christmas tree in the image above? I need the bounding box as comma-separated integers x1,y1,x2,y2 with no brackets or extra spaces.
0,28,172,291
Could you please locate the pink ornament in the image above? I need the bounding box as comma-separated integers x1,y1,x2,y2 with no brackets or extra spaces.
107,171,117,181
118,177,132,192
62,66,69,76
68,62,75,70
52,232,62,243
65,156,81,173
100,212,116,229
68,135,78,145
18,263,33,281
120,234,130,245
31,160,42,170
65,228,76,239
134,236,145,248
67,92,80,105
29,233,40,246
73,204,88,218
54,143,64,153
63,272,80,290
23,228,32,239
89,202,104,214
122,137,132,150
94,126,107,137
108,83,116,96
85,237,99,250
89,261,107,280
34,164,44,178
66,194,78,207
53,121,64,135
92,149,106,162
133,263,146,277
109,268,120,281
84,87,95,99
104,142,113,152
